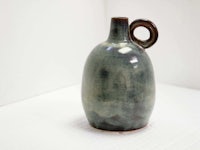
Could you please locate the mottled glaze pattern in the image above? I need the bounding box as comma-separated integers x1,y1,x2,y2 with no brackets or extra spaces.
82,17,156,131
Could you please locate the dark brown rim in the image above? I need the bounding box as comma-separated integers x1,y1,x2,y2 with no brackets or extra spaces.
112,17,128,20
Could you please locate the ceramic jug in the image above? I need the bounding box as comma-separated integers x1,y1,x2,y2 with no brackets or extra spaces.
82,17,158,131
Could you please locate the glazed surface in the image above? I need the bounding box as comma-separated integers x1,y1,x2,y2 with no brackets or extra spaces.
82,41,155,131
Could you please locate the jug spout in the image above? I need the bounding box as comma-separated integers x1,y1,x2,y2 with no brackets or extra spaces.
107,17,130,42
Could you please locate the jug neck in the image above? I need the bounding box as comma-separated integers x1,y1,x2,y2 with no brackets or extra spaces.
107,17,130,42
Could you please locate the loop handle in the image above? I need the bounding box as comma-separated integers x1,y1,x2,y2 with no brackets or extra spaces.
130,19,158,49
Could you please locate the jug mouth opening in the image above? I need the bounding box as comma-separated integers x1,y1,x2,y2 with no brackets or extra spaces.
112,17,128,21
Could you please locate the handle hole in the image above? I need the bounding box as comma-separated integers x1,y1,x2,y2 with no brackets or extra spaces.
133,26,150,41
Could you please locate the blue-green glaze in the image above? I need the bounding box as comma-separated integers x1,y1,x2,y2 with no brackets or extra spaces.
82,17,156,131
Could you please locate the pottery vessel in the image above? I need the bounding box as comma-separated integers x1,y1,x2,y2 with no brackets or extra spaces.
82,17,158,131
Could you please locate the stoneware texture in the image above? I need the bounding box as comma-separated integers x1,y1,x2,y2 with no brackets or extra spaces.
82,17,158,131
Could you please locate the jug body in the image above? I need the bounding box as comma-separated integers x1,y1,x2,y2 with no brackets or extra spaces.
82,17,158,131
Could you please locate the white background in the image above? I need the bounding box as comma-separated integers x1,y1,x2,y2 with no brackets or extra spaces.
0,0,200,105
0,0,106,105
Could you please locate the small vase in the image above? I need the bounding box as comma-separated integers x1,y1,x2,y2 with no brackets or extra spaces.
82,17,158,131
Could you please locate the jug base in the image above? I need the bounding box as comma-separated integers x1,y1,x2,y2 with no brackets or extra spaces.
89,122,148,131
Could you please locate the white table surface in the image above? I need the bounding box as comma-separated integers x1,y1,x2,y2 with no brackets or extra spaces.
0,83,200,150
